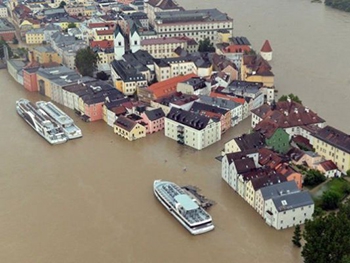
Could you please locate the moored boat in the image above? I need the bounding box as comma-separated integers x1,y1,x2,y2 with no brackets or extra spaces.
153,180,214,235
16,98,67,145
36,101,82,139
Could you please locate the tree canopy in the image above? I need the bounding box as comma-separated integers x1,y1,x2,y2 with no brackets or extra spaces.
325,0,350,12
0,38,12,59
75,47,99,77
67,22,76,29
198,37,215,52
278,93,303,104
303,169,326,187
59,1,66,8
302,201,350,263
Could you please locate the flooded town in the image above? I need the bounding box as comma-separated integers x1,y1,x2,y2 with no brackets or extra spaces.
0,0,350,262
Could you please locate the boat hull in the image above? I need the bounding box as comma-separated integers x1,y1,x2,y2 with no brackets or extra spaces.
16,100,67,145
153,180,214,235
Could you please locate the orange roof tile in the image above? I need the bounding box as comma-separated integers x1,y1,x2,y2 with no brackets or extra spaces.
149,73,197,99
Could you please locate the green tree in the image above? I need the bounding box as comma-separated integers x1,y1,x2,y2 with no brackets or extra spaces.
278,93,303,105
303,169,326,187
292,224,302,247
198,37,215,52
346,169,350,177
302,201,350,263
12,36,19,45
59,1,66,8
96,71,109,80
0,38,13,59
321,190,341,210
67,22,76,29
75,47,99,77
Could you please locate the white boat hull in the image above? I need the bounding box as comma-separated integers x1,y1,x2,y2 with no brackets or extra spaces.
153,180,214,235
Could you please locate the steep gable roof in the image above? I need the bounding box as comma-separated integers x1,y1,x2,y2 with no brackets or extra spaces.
114,115,137,132
234,132,266,152
252,101,325,129
261,40,272,52
145,108,165,121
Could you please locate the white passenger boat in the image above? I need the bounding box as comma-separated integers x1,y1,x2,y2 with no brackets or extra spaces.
153,180,214,235
16,98,67,145
36,101,82,139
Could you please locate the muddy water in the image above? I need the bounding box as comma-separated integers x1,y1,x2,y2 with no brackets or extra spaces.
0,1,349,262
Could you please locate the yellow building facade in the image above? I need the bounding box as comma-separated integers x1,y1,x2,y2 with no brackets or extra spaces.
113,116,146,141
31,47,62,64
312,126,350,173
25,30,44,44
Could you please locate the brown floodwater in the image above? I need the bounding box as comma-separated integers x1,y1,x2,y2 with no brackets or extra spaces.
0,0,350,262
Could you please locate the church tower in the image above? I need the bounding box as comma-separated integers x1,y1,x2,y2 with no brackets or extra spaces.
129,23,141,53
114,24,125,60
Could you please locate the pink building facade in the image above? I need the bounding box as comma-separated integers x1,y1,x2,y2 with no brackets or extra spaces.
141,108,165,134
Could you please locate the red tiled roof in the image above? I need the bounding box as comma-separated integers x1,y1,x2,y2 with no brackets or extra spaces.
209,91,246,105
320,160,338,171
90,40,113,49
251,101,325,129
96,29,114,35
261,40,272,52
258,148,283,169
88,22,115,29
148,73,197,99
141,37,187,45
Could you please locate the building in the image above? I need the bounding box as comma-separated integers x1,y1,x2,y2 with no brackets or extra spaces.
251,100,326,139
25,28,44,44
36,66,82,98
264,191,314,230
0,4,8,18
176,77,210,96
110,59,148,96
198,95,243,127
317,160,342,178
150,92,198,115
311,125,350,173
137,73,197,104
165,108,221,150
78,86,124,122
23,66,40,92
154,57,196,81
190,101,231,134
144,0,183,26
220,80,265,110
29,46,62,64
113,115,146,141
275,163,303,189
141,37,187,58
153,9,233,43
254,122,290,154
7,59,25,84
255,180,300,218
258,148,284,170
102,97,130,127
216,36,251,69
241,55,274,88
244,170,287,208
223,132,265,155
113,23,141,60
260,40,272,61
140,108,165,134
221,151,259,192
0,18,16,42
